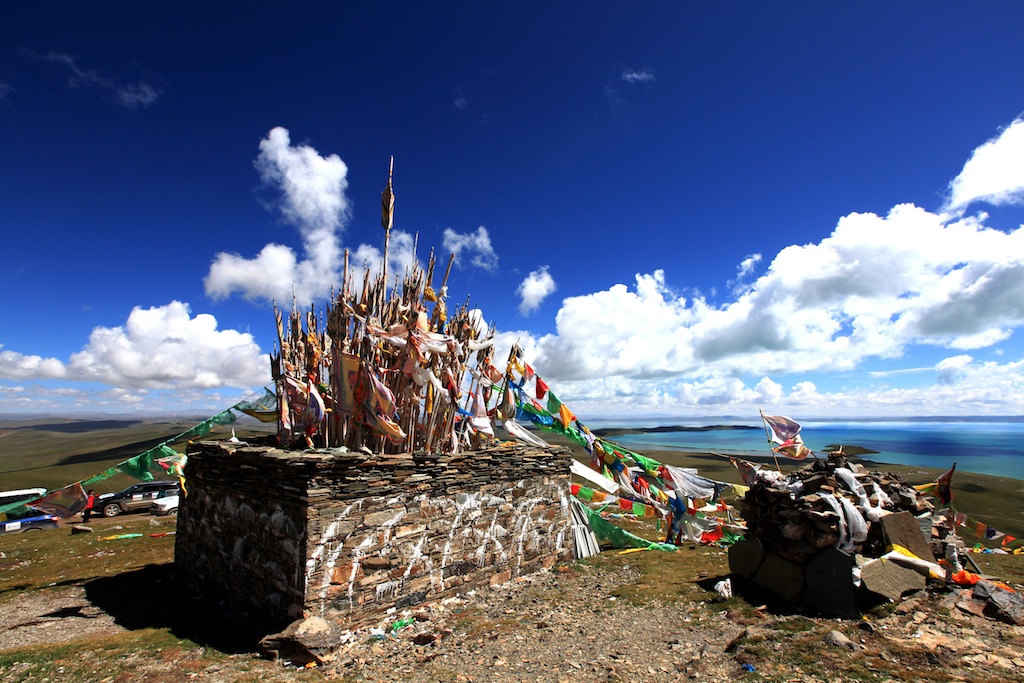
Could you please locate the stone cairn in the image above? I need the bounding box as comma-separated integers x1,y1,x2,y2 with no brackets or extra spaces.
729,452,960,616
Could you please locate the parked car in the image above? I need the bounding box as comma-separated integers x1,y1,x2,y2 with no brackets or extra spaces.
0,487,46,508
98,481,180,517
149,493,179,516
0,508,59,534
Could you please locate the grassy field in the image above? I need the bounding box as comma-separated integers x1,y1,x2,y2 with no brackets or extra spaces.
2,416,1022,544
0,417,276,495
1,419,1023,683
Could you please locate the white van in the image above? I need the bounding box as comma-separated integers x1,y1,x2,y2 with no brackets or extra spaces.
0,487,47,508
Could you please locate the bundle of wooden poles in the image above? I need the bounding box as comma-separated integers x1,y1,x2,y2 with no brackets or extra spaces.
269,159,502,454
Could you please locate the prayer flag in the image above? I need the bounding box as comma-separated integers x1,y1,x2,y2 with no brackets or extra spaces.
935,463,955,505
307,378,326,425
535,377,548,399
557,403,576,428
915,463,955,505
337,353,361,415
772,434,812,459
495,384,516,420
762,413,802,444
28,483,88,518
118,450,157,481
729,456,761,486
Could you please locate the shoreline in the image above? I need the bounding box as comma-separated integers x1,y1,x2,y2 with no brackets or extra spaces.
541,431,1024,540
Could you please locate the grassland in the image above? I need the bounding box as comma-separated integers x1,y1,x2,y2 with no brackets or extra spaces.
1,418,1023,683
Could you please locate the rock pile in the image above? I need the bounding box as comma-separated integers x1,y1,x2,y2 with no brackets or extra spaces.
729,452,955,615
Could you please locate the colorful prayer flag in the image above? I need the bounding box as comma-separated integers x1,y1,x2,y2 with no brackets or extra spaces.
762,413,802,444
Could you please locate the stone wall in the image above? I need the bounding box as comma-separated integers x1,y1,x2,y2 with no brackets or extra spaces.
175,440,575,634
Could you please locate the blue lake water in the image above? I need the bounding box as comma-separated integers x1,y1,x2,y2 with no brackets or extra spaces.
586,418,1024,481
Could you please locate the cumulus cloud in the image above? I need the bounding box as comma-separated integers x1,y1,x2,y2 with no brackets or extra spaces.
0,347,66,381
33,51,161,109
945,117,1024,213
205,127,418,306
442,226,499,271
531,204,1024,385
0,302,269,391
517,266,557,315
509,352,1024,419
511,117,1024,416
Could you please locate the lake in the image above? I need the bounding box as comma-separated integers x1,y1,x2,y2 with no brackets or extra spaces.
587,418,1024,481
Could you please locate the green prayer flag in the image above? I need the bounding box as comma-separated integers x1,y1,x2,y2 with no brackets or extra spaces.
577,487,594,501
576,504,675,552
81,467,121,487
117,449,157,481
630,451,662,474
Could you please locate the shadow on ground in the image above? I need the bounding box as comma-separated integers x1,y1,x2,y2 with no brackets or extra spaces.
83,563,283,654
15,420,144,433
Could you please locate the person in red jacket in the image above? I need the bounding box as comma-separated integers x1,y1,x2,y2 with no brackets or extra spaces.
82,490,96,522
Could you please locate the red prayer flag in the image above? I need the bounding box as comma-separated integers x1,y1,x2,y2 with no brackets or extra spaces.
535,377,548,400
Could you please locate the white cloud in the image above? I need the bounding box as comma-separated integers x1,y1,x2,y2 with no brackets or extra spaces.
517,266,557,315
0,347,66,380
530,204,1024,387
205,127,418,306
0,302,269,392
514,117,1024,416
945,117,1024,213
622,68,655,84
442,226,499,271
511,354,1024,419
935,354,973,385
35,51,161,109
729,253,762,293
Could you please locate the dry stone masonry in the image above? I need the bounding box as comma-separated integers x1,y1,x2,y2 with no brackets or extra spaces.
729,452,955,615
174,439,575,645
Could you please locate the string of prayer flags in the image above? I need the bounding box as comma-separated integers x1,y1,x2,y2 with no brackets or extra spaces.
948,508,1022,549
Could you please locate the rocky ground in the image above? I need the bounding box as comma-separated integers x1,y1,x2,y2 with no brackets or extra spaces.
318,560,1024,683
3,534,1024,683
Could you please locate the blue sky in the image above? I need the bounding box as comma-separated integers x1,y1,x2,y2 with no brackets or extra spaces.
2,2,1024,419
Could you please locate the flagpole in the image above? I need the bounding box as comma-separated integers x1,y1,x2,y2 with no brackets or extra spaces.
380,156,395,297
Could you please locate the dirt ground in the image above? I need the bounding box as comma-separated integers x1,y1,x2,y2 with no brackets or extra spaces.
4,547,1024,683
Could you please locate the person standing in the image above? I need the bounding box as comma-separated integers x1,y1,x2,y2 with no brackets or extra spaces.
82,490,96,522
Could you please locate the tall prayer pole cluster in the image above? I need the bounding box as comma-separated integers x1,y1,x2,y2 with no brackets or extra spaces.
270,159,502,454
